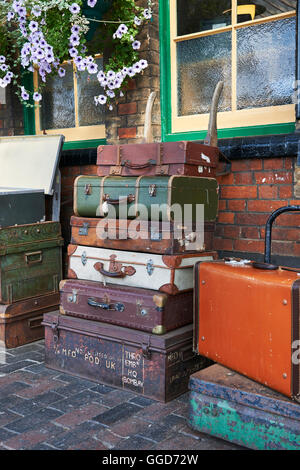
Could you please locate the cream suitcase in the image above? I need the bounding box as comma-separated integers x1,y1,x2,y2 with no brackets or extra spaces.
68,244,217,295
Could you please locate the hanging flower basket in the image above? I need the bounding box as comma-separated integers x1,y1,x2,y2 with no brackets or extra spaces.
0,0,153,109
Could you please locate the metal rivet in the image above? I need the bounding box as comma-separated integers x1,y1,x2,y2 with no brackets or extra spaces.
283,373,287,379
201,336,205,341
282,299,288,305
36,229,40,233
202,280,206,285
24,230,28,235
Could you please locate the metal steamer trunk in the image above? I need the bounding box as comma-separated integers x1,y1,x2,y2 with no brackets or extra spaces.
189,365,300,450
60,279,193,334
0,221,63,304
43,312,212,402
0,292,59,349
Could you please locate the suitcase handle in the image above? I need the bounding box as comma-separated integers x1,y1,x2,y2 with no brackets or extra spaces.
28,316,43,329
122,159,156,169
252,205,300,269
25,250,43,265
88,298,125,312
103,194,135,205
94,262,136,278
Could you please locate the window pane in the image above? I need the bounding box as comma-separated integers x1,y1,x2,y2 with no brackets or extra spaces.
77,58,105,127
177,32,232,116
237,17,296,110
40,63,75,130
237,0,297,23
177,0,231,36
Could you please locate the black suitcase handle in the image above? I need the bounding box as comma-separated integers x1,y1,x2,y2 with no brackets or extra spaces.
252,205,300,270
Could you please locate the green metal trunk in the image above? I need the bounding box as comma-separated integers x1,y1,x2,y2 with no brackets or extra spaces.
0,222,63,304
74,175,219,223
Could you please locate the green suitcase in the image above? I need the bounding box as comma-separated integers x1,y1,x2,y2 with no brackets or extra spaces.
0,221,63,304
73,175,219,223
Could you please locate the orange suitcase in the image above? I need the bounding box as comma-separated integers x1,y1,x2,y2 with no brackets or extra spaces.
194,205,300,402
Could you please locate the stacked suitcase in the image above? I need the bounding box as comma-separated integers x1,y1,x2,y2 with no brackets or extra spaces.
0,135,64,349
43,140,224,402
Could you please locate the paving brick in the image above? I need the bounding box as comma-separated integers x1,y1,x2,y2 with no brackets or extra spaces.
0,410,23,427
47,421,105,450
129,396,156,408
109,417,151,438
1,351,44,365
134,401,183,423
0,360,38,375
137,423,175,443
93,427,127,449
16,379,66,399
93,402,142,426
0,428,18,443
68,438,108,450
53,373,97,389
113,435,155,450
54,381,93,398
22,363,58,376
30,442,59,450
89,384,117,395
54,403,106,429
0,395,28,413
3,428,55,450
50,390,107,413
99,389,137,408
0,381,31,398
160,414,187,431
5,407,64,433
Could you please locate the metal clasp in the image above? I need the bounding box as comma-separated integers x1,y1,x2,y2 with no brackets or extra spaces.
142,337,151,359
81,251,87,266
67,289,78,303
146,259,154,276
78,223,89,236
84,184,92,195
148,184,157,197
51,321,59,343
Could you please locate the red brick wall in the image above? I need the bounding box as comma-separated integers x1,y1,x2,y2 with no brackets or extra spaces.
214,156,300,259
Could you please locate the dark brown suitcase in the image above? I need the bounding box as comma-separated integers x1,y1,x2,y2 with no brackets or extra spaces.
97,141,221,177
70,216,215,254
59,279,193,334
0,292,59,349
43,312,212,402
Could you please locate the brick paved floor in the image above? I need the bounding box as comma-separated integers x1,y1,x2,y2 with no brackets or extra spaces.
0,341,244,451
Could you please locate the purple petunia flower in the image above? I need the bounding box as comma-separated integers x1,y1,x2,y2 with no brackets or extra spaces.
87,0,97,7
143,9,152,19
29,21,39,32
33,92,42,101
17,6,26,17
32,6,42,17
69,3,80,15
134,16,141,26
87,62,98,74
118,24,128,35
71,25,80,34
7,11,15,21
69,47,78,58
0,56,6,64
98,94,107,105
106,90,115,98
132,40,141,50
21,86,29,101
0,64,8,72
58,68,66,78
133,62,142,74
139,59,148,69
69,34,80,46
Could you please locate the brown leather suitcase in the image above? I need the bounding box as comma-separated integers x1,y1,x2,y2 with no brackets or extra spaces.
43,312,212,402
59,279,193,334
194,206,300,402
96,142,221,177
0,292,59,349
70,216,215,254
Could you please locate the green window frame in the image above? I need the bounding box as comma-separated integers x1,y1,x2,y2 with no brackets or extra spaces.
159,0,296,142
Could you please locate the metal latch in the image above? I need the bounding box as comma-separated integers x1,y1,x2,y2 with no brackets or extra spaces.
146,259,154,276
142,337,151,359
81,251,87,266
84,184,92,195
78,223,89,236
67,289,78,303
148,184,157,197
51,321,59,343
